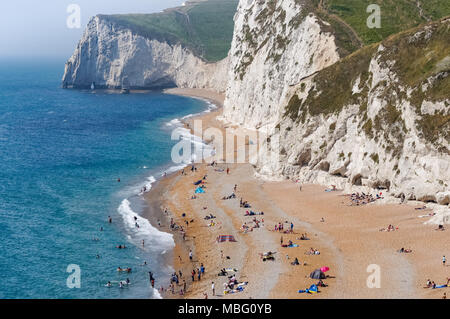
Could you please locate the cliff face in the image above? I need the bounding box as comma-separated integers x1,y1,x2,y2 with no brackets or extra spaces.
223,0,449,205
62,16,229,91
63,0,450,207
223,0,341,130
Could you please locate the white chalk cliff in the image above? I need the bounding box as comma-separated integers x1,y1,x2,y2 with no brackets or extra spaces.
62,16,228,91
63,0,449,211
223,0,340,130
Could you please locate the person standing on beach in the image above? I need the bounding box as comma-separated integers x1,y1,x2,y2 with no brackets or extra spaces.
211,282,215,296
290,222,294,233
191,269,195,282
200,263,205,275
443,255,446,266
189,249,193,261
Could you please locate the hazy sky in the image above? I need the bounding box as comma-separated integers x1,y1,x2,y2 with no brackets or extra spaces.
0,0,185,58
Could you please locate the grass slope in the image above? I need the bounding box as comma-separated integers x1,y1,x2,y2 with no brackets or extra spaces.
100,0,239,62
322,0,450,45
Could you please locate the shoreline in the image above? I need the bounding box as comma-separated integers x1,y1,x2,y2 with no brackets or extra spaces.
163,88,225,107
142,88,449,299
142,88,227,298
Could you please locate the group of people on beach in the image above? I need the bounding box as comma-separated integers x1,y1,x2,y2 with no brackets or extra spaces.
273,221,294,233
424,278,450,291
347,192,383,206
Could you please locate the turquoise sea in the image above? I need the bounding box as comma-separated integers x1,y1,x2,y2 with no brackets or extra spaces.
0,58,213,298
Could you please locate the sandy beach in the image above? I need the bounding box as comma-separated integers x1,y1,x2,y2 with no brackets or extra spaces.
143,88,449,299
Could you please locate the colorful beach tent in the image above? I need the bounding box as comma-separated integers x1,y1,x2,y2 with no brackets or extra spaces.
195,187,205,194
217,235,237,243
309,269,326,279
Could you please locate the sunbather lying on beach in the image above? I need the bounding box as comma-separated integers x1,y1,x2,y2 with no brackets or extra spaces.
398,247,412,253
222,193,236,200
260,251,276,261
244,210,264,216
379,224,398,232
305,248,320,255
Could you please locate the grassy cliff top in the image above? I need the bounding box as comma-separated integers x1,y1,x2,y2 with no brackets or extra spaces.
100,0,239,62
321,0,450,45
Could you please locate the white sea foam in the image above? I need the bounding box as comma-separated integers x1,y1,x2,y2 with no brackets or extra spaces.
163,164,188,175
165,118,181,127
117,199,175,251
164,98,218,127
153,288,163,299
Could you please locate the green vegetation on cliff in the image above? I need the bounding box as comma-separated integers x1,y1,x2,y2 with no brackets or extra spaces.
321,0,450,45
101,0,239,62
284,18,449,152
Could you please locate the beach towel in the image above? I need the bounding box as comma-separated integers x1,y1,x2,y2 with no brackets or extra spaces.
217,235,237,242
195,187,205,194
194,180,202,185
282,243,299,248
433,285,448,289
